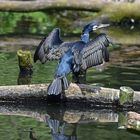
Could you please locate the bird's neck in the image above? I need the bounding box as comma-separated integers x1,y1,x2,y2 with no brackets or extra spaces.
81,33,89,43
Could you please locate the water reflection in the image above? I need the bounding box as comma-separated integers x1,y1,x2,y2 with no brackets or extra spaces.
46,116,77,140
0,103,140,139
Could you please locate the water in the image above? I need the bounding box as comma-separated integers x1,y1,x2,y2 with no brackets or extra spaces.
0,12,140,139
0,103,140,140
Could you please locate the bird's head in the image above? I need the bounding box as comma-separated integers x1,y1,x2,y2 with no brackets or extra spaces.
82,20,110,33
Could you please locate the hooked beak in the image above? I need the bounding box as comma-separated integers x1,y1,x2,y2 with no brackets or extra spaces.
98,23,110,29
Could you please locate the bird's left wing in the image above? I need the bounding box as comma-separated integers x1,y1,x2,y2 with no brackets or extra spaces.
80,34,111,70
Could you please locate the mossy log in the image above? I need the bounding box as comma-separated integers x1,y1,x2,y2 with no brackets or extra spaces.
0,0,105,12
0,83,140,108
0,0,140,19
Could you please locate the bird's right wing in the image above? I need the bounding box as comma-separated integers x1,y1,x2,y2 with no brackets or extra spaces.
34,28,62,64
80,34,111,70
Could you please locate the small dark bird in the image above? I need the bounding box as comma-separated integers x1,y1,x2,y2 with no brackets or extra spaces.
34,20,111,96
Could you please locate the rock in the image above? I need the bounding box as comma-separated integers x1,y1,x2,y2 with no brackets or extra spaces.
127,111,140,132
119,86,134,106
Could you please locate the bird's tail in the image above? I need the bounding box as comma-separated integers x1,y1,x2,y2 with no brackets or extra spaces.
47,76,69,95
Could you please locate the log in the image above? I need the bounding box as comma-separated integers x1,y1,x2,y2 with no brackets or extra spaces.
0,0,107,12
0,0,140,15
0,83,140,108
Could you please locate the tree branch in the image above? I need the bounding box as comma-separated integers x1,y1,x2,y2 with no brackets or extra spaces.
0,0,103,12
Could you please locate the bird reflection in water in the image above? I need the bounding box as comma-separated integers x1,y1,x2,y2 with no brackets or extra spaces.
45,115,77,140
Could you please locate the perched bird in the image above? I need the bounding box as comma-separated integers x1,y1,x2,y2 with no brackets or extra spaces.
34,20,111,96
47,35,112,95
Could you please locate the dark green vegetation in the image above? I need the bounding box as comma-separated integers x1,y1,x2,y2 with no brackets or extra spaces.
1,11,139,35
0,11,96,35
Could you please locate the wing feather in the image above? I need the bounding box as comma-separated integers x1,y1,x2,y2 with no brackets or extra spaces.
81,34,110,69
34,28,62,63
34,36,47,63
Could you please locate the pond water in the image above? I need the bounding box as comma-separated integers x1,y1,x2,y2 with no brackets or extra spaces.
0,12,140,139
0,103,140,140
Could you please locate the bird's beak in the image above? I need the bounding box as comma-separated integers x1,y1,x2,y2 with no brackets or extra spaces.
98,23,110,29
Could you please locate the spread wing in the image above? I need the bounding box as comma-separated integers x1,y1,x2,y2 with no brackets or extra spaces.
34,28,63,64
48,41,76,60
80,33,111,70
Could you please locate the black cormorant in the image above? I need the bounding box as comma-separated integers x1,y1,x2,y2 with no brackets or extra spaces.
47,33,111,95
34,20,111,96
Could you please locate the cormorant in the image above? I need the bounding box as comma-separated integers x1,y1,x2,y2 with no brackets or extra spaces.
34,20,111,96
47,33,111,95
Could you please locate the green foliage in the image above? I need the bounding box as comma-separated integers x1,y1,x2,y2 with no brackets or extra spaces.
0,11,97,35
0,11,57,34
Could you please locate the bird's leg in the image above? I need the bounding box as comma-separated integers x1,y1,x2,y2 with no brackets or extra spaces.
72,69,87,84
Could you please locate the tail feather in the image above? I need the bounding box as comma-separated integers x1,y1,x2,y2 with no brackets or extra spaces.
62,77,69,90
47,77,69,95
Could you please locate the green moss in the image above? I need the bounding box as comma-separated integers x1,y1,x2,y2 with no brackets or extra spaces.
119,86,134,105
17,50,33,67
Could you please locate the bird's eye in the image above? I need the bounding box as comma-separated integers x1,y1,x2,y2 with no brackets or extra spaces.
93,25,98,30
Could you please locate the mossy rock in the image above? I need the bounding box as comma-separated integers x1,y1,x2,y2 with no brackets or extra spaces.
119,86,134,106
